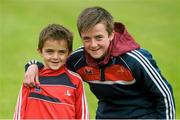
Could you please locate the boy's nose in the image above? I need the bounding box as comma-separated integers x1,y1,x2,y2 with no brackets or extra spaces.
52,53,59,59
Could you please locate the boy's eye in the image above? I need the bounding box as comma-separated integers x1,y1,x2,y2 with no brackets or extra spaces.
59,50,66,54
45,50,54,53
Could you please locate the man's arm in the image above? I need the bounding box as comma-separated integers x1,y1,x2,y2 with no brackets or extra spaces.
24,60,44,87
24,64,39,87
127,49,175,119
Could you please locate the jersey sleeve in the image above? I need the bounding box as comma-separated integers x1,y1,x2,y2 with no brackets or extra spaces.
74,76,89,119
127,49,175,119
14,84,30,119
25,60,44,71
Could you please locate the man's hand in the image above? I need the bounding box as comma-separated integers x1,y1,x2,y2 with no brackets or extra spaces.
24,64,39,87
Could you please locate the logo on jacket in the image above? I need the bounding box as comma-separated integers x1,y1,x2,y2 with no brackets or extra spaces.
84,66,93,74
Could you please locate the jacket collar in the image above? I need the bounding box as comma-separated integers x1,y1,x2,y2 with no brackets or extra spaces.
85,22,140,66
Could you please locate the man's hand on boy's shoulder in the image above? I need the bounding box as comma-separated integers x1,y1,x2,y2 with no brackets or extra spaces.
24,64,40,87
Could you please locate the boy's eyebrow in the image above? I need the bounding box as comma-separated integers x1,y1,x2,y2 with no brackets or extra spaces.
58,50,67,53
45,48,68,51
45,49,54,51
59,48,68,51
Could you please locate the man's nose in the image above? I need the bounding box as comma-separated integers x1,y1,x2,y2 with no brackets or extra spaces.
90,39,98,47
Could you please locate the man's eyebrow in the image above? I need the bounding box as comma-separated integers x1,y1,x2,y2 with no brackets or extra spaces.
82,36,90,39
95,34,103,37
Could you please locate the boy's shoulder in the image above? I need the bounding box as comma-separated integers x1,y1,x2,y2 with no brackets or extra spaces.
65,67,83,82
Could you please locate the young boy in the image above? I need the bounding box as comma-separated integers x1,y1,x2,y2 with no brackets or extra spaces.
24,7,175,119
14,24,89,119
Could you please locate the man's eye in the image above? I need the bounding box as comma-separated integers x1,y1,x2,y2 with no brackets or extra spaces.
82,37,90,41
96,36,103,39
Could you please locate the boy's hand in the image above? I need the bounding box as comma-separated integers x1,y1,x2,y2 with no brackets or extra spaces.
24,64,39,87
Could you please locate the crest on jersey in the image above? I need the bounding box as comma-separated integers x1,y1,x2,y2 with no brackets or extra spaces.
65,90,71,96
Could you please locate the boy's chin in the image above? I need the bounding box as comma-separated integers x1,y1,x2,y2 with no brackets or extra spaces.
49,66,61,70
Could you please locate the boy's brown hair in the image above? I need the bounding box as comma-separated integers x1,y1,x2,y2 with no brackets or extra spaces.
77,6,114,36
38,24,73,52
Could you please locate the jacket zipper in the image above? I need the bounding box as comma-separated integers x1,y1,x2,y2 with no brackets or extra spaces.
100,67,105,81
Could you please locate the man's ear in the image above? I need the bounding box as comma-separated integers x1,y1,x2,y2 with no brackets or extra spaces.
109,30,115,41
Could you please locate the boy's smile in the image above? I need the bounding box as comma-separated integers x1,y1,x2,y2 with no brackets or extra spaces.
39,39,69,70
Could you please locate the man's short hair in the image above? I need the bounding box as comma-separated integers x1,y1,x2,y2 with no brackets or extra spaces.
77,6,114,36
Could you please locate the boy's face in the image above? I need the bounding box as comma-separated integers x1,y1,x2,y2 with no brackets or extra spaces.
81,23,114,59
38,39,69,70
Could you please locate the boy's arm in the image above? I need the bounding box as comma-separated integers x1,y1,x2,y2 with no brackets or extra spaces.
14,84,30,119
75,78,89,119
24,60,44,87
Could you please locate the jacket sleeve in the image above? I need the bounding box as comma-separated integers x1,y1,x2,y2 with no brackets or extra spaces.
127,49,175,119
66,56,76,72
14,84,30,119
25,60,44,71
75,77,89,119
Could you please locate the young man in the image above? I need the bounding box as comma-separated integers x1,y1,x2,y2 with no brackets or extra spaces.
14,24,89,119
24,7,175,119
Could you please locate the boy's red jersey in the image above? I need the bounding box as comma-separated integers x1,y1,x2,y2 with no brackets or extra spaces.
14,66,89,119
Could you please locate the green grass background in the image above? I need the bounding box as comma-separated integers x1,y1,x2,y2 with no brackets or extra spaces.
0,0,180,118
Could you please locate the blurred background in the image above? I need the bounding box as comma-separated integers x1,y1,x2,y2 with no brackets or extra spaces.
0,0,180,118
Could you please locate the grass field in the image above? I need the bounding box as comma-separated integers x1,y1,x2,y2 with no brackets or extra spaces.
0,0,180,118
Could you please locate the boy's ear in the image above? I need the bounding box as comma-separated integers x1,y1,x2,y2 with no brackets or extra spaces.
37,48,42,54
68,51,72,56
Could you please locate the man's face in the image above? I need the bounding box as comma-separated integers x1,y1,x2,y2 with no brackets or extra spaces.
81,23,114,59
39,39,69,70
